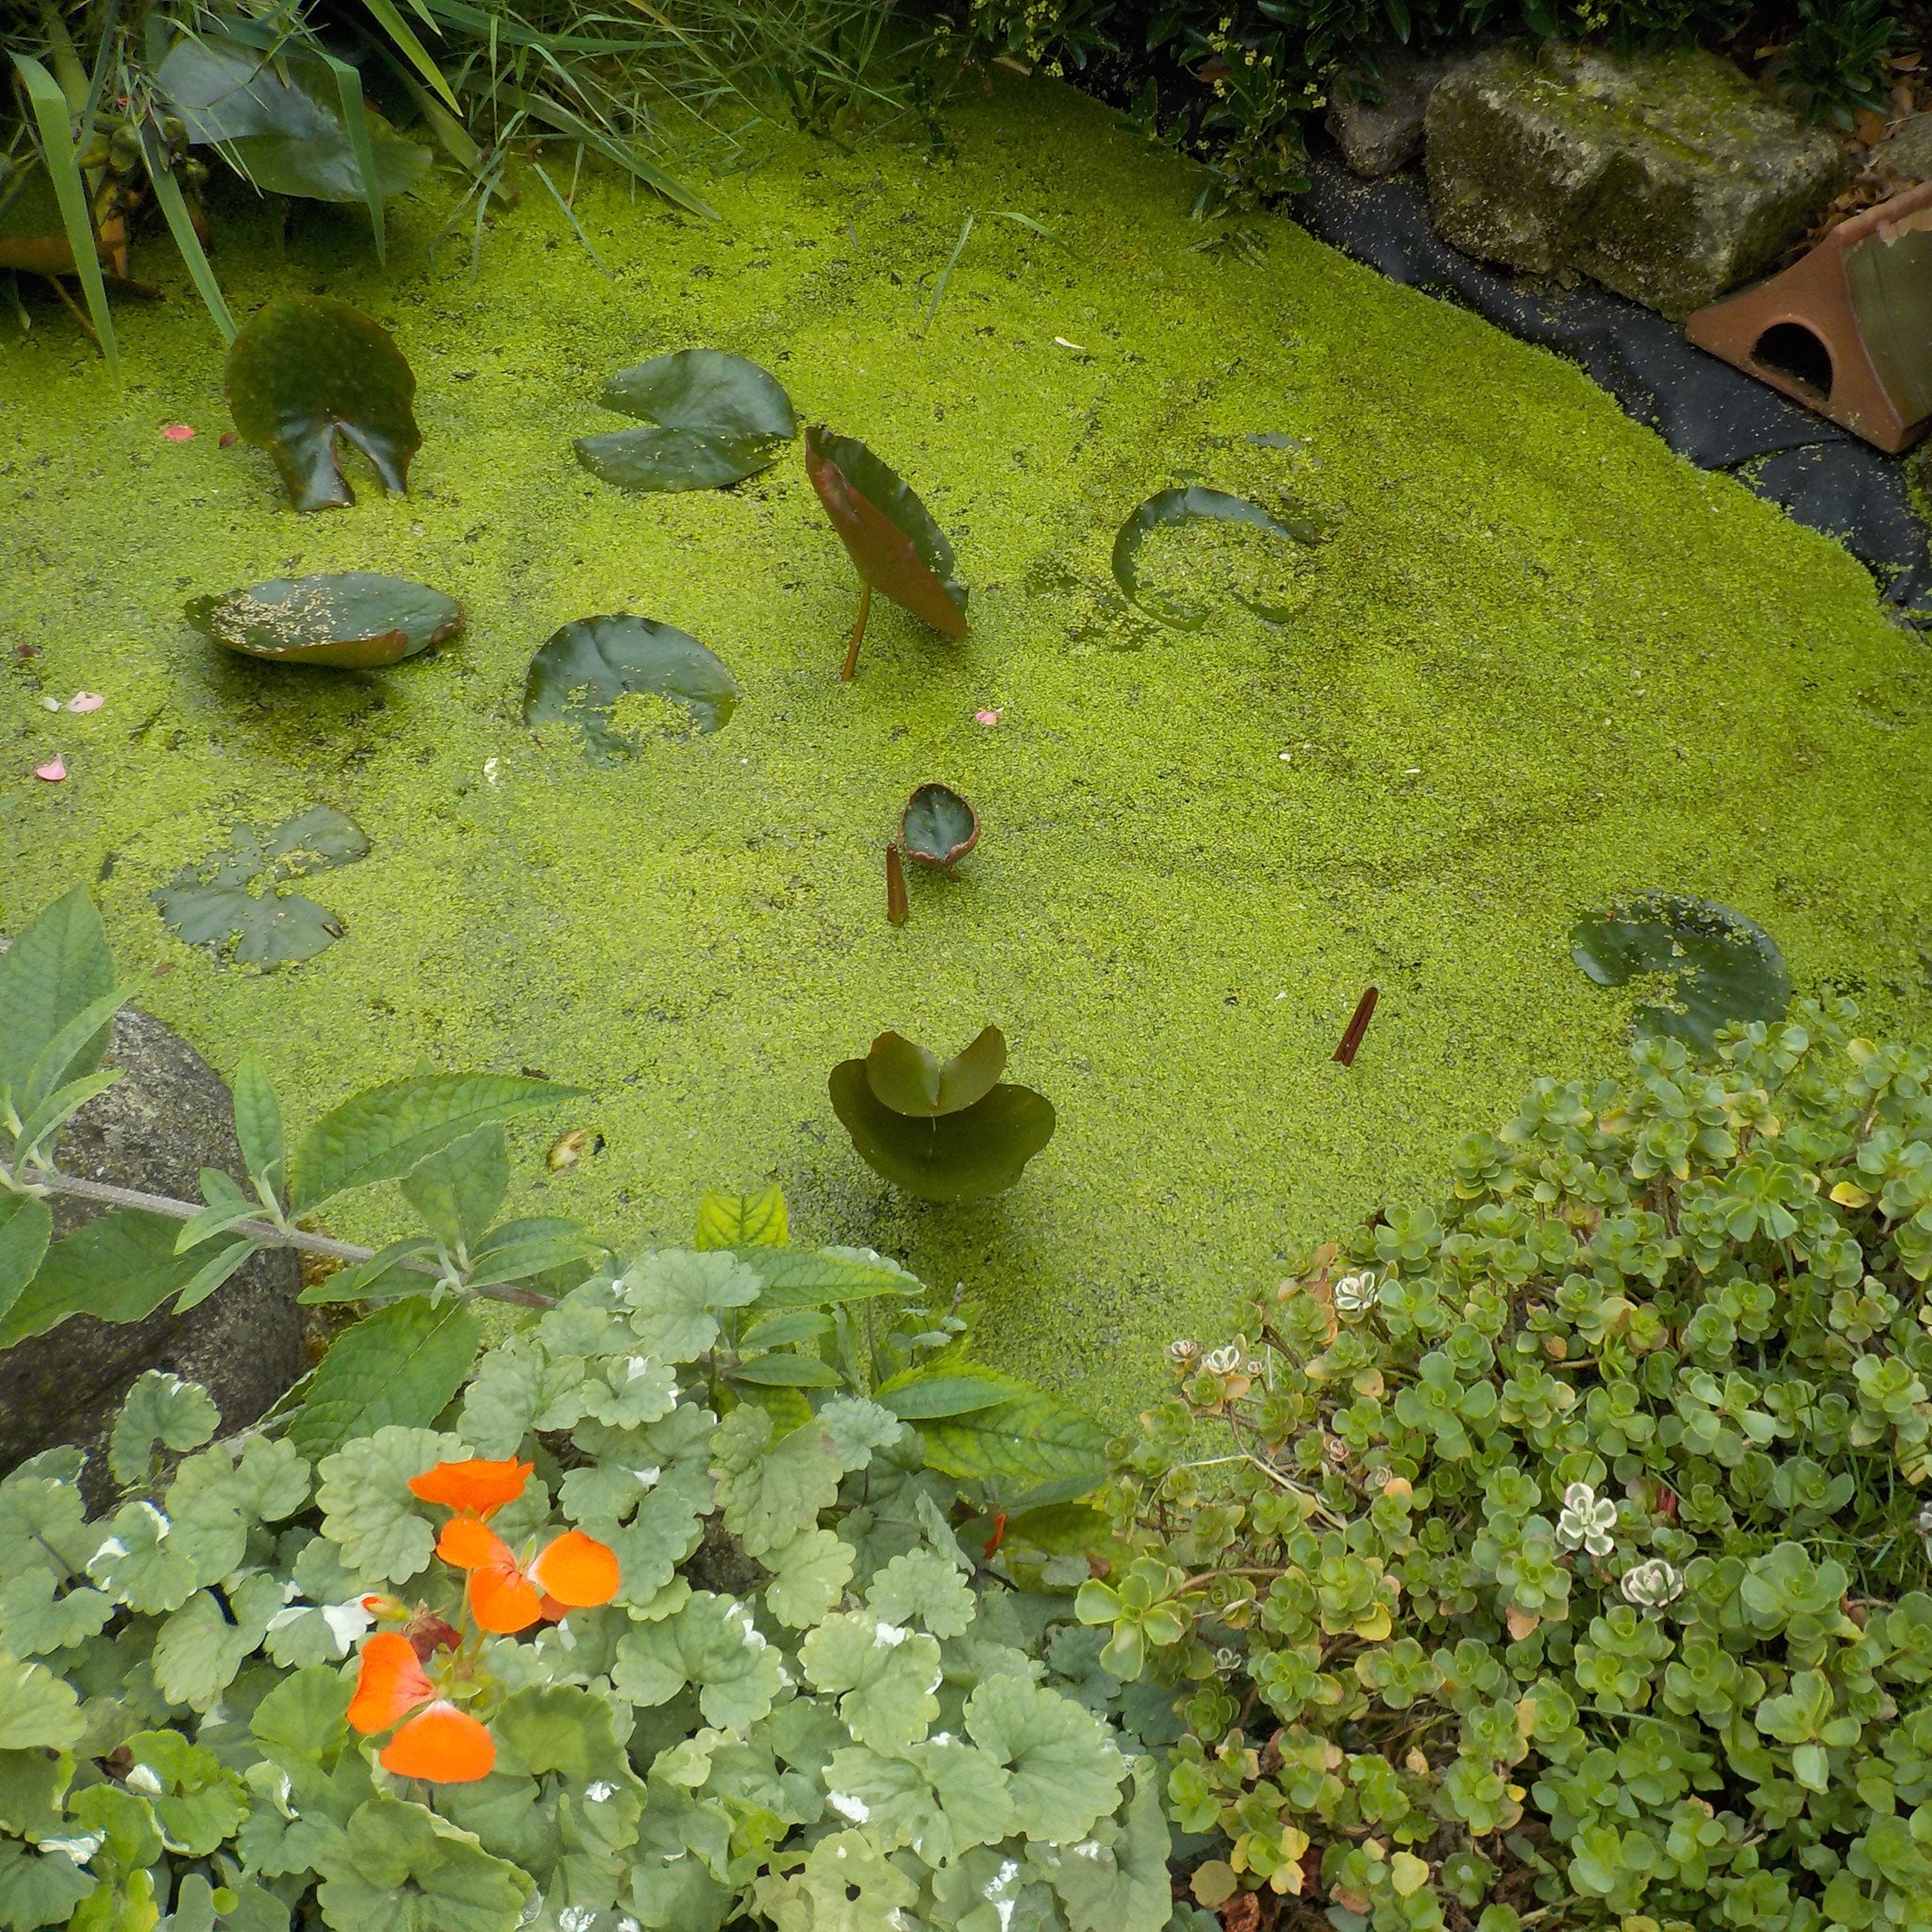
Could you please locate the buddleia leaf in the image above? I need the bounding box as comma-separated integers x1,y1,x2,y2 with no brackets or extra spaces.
710,1406,843,1558
108,1372,221,1486
864,1548,976,1639
964,1675,1125,1843
824,1738,1016,1865
693,1185,789,1250
620,1249,761,1361
799,1612,941,1751
314,1427,469,1584
765,1526,857,1630
610,1591,786,1730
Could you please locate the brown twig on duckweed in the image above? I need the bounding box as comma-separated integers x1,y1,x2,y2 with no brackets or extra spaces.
886,841,908,926
1333,985,1378,1066
841,581,873,682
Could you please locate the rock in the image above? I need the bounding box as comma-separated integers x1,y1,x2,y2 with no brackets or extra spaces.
0,1005,307,1492
1864,113,1932,191
1327,51,1458,177
1424,42,1849,318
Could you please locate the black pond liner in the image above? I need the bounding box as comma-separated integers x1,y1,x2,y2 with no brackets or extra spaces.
1290,156,1932,623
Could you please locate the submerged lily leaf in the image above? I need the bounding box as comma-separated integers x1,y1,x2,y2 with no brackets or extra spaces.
226,295,420,512
1571,893,1791,1055
900,783,979,868
865,1026,1007,1119
155,806,369,971
805,426,969,640
830,1059,1055,1202
186,574,461,669
1111,486,1324,630
575,347,796,492
524,614,739,764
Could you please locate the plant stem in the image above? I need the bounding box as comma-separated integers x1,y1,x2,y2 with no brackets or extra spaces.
885,841,908,926
841,581,872,681
0,1159,555,1309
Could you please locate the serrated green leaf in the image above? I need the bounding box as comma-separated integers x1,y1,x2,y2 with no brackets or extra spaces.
152,1574,286,1713
620,1249,761,1361
21,982,139,1122
399,1124,508,1254
0,888,113,1114
875,1371,1027,1420
0,1570,112,1656
964,1675,1124,1843
729,1352,843,1388
315,1794,531,1932
251,1662,353,1764
800,1612,942,1750
0,1741,71,1841
296,1238,437,1304
694,1185,789,1250
739,1246,924,1308
314,1426,468,1584
818,1398,908,1470
172,1238,261,1315
292,1074,581,1214
9,1067,123,1170
917,1392,1108,1494
231,1052,285,1197
291,1297,482,1462
0,1210,228,1347
824,1738,1016,1865
459,1334,589,1459
711,1405,843,1558
611,1590,786,1728
109,1372,221,1486
766,1525,858,1629
0,1460,95,1579
87,1499,203,1614
579,1352,681,1429
0,1193,53,1328
0,1650,84,1750
865,1548,976,1638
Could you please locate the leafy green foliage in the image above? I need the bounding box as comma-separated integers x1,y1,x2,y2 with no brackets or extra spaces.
1105,1002,1932,1930
575,346,797,491
523,614,741,763
185,574,463,669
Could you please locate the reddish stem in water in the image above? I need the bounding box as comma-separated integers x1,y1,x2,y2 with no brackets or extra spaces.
841,581,873,682
886,841,908,926
1333,986,1378,1066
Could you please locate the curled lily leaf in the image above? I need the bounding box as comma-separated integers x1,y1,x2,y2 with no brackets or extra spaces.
186,574,461,669
899,784,979,869
865,1026,1007,1118
1110,486,1324,630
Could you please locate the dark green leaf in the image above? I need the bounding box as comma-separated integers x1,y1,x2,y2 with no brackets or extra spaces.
225,295,420,512
289,1295,483,1461
830,1061,1056,1201
0,1192,54,1327
465,1217,599,1292
186,574,462,669
804,426,969,638
576,347,796,493
172,1238,261,1313
874,1368,1026,1418
296,1237,437,1304
523,615,739,764
899,784,979,868
0,886,114,1112
1110,486,1324,630
917,1391,1108,1491
0,1210,229,1345
1570,893,1792,1055
728,1353,843,1388
864,1027,1007,1119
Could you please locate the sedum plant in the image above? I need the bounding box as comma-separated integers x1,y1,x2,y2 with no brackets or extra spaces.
1088,1002,1932,1932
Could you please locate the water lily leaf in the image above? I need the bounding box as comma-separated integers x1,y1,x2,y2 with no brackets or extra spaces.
805,426,968,638
575,347,796,492
523,615,739,764
1110,486,1324,630
900,783,979,868
865,1027,1007,1119
154,806,369,971
185,574,462,669
830,1060,1055,1202
1570,892,1791,1054
226,295,421,512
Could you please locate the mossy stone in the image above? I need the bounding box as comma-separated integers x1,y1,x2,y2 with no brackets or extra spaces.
1425,42,1848,317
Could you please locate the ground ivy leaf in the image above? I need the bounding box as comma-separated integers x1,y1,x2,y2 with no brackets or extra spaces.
314,1427,468,1584
0,1740,70,1840
931,1845,1062,1932
1033,1763,1172,1932
151,1574,285,1712
491,1684,637,1792
108,1372,220,1487
817,1397,908,1471
766,1526,857,1630
0,1571,111,1655
964,1676,1124,1843
0,1463,96,1581
0,1650,84,1751
825,1738,1016,1866
314,1794,531,1932
800,1612,941,1751
87,1500,202,1614
125,1728,251,1857
610,1590,786,1730
864,1548,976,1640
0,1839,92,1930
460,1335,589,1458
620,1249,761,1361
711,1406,844,1558
579,1353,680,1430
757,1827,919,1932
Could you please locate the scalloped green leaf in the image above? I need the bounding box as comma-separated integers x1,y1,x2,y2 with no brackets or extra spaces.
186,574,462,669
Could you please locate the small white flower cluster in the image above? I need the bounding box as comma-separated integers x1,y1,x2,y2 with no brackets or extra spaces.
1333,1269,1379,1317
1167,1339,1200,1367
1556,1482,1618,1557
1201,1344,1243,1376
1620,1558,1685,1610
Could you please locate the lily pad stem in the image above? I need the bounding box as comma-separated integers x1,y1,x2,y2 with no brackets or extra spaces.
841,581,873,682
886,841,908,926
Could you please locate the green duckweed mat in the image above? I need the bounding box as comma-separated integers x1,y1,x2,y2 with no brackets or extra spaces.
5,77,1930,1423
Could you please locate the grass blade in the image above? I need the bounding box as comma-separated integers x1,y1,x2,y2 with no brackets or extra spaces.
136,120,235,343
323,52,386,264
10,53,116,373
518,91,718,221
359,0,460,111
531,158,611,277
993,209,1060,242
919,211,974,336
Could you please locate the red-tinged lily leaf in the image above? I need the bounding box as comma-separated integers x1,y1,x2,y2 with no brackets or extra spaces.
865,1025,1007,1119
830,1058,1054,1202
805,425,968,641
1111,486,1325,630
226,295,420,512
185,574,461,669
900,783,978,868
524,614,739,765
576,347,796,492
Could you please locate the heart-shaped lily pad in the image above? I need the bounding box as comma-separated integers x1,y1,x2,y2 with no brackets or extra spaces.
226,295,420,512
155,805,369,971
830,1053,1055,1202
1111,486,1324,630
524,614,739,765
805,425,968,677
575,347,796,492
865,1026,1007,1118
1571,892,1791,1055
185,574,461,669
899,783,979,869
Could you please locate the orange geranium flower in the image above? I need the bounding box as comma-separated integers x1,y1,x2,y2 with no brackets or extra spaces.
436,1519,622,1633
347,1632,494,1783
406,1458,533,1514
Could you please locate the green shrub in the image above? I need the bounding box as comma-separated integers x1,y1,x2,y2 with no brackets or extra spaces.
1087,1003,1932,1931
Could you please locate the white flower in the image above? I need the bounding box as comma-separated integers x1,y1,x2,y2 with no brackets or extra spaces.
872,1621,908,1648
1556,1482,1618,1558
1620,1558,1685,1610
584,1781,617,1803
1333,1270,1378,1317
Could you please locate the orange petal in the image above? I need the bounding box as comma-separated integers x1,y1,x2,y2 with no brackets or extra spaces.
378,1702,496,1783
539,1593,570,1624
347,1632,434,1735
437,1516,514,1572
470,1561,543,1634
528,1529,621,1608
407,1458,533,1513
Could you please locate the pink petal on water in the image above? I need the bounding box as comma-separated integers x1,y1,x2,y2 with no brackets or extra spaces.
33,757,66,782
974,708,1001,726
160,424,196,441
68,691,104,713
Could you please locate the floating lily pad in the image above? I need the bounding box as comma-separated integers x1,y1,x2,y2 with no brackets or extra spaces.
899,784,978,869
805,426,969,644
185,574,462,669
155,806,369,971
1570,893,1791,1055
575,347,796,492
226,295,420,512
1111,486,1324,630
524,615,739,764
830,1058,1055,1203
865,1026,1007,1118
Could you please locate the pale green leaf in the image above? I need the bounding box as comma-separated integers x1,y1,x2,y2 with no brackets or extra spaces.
819,1397,908,1470
1034,1762,1172,1932
172,1237,262,1314
739,1245,924,1309
86,1500,203,1613
965,1675,1124,1843
866,1548,976,1639
0,1570,112,1656
0,1650,84,1750
610,1590,786,1730
151,1574,285,1712
0,1458,95,1580
799,1611,942,1750
824,1737,1016,1865
291,1296,482,1461
109,1372,220,1486
711,1405,843,1557
314,1426,469,1584
620,1248,761,1361
0,1741,70,1841
755,1829,918,1932
316,1793,532,1932
0,1838,94,1932
459,1334,589,1458
766,1525,857,1629
491,1684,636,1790
578,1352,680,1429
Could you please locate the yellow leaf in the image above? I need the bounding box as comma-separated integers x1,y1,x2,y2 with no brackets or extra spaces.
1390,1854,1429,1898
1830,1181,1873,1209
1190,1862,1239,1908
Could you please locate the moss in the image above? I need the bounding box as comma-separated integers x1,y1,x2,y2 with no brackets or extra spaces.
3,77,1929,1425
